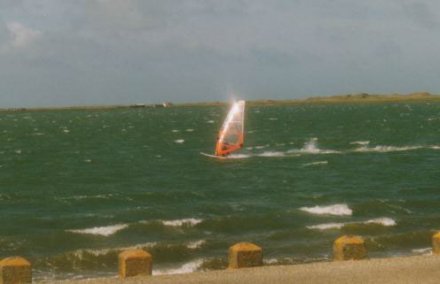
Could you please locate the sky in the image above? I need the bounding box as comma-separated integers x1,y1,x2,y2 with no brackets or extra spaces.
1,0,440,108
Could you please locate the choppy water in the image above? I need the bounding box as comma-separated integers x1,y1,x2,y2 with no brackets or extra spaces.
1,102,440,280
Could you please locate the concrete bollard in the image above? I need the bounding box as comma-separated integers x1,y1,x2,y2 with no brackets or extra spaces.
118,249,152,279
333,235,367,261
228,242,263,269
0,257,32,284
432,231,440,255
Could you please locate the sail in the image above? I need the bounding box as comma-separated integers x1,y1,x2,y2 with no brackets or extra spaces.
215,100,245,156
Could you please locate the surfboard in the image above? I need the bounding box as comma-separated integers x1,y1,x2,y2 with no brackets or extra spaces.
200,152,227,159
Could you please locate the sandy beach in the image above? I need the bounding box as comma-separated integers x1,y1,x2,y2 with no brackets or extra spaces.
49,255,440,284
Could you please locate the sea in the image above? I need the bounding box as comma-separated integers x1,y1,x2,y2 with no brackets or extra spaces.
1,102,439,281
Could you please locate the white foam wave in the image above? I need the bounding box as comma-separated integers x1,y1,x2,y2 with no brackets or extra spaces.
186,129,194,132
303,161,328,167
174,139,185,144
300,204,352,216
71,242,158,257
154,259,204,276
431,145,440,150
227,154,251,159
171,129,179,133
258,151,285,157
307,217,396,231
350,141,370,146
255,145,268,149
365,217,396,226
162,218,203,227
307,223,345,230
206,120,214,124
289,138,340,155
186,240,206,249
67,224,128,237
412,247,432,255
354,145,423,153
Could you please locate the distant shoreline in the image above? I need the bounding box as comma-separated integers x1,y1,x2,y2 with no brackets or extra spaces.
1,92,440,112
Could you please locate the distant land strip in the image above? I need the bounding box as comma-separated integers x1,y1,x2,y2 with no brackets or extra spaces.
1,92,440,112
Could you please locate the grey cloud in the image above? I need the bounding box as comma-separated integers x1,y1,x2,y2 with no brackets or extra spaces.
1,1,440,107
403,1,440,29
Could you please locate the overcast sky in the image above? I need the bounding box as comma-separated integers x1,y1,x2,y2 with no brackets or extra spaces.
1,0,440,107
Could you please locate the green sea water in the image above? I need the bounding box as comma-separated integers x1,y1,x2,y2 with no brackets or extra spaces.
1,102,440,280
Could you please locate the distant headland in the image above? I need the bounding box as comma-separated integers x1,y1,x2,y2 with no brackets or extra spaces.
1,92,440,112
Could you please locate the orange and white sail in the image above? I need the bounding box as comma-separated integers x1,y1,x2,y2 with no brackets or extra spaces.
215,100,245,156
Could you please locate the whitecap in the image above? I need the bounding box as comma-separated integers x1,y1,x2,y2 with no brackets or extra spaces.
354,145,423,153
67,224,128,237
303,161,328,167
162,218,203,227
255,145,268,149
364,217,396,226
300,204,352,216
206,120,215,124
307,217,396,231
171,130,180,133
350,141,370,146
227,154,251,159
307,223,345,230
412,247,432,255
288,138,340,155
185,129,194,132
70,242,158,257
186,240,206,249
258,151,285,157
174,139,185,144
154,259,204,276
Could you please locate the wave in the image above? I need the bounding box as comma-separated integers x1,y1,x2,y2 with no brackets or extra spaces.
174,139,185,144
302,161,328,167
66,224,128,237
411,247,432,255
162,218,203,227
300,204,352,216
350,141,370,146
365,217,396,226
307,217,396,231
227,154,251,159
186,240,206,249
154,259,204,276
354,145,423,153
257,151,286,157
307,222,345,230
288,138,340,155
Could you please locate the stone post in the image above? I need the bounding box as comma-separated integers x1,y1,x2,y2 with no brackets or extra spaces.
228,242,263,269
432,231,440,255
333,235,367,261
118,249,152,279
0,257,32,284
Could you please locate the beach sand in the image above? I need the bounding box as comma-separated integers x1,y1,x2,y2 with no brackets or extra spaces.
50,255,440,284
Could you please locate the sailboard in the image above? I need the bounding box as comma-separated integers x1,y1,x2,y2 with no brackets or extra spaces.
201,100,245,158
